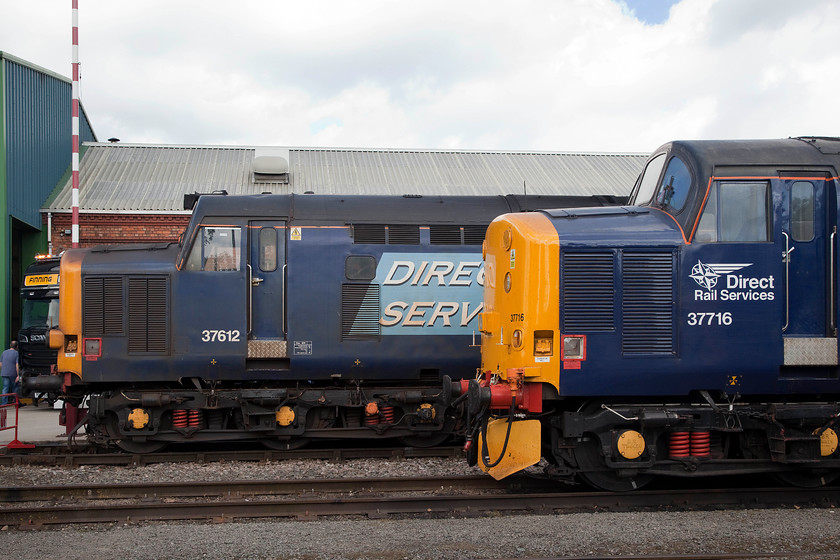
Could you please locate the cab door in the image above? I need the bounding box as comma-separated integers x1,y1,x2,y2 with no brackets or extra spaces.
247,221,287,360
781,175,837,366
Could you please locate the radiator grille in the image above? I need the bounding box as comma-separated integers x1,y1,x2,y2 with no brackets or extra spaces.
429,225,462,245
353,224,386,244
83,276,124,336
128,277,169,353
562,252,615,332
387,225,420,245
463,225,487,245
622,251,675,354
341,284,381,340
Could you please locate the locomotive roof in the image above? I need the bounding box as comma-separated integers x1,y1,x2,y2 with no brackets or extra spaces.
43,143,644,214
190,193,623,225
658,137,840,174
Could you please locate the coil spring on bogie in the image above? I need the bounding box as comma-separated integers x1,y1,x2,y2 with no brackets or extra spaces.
669,431,690,458
380,406,396,424
690,430,711,457
188,409,204,429
172,409,189,428
669,430,712,458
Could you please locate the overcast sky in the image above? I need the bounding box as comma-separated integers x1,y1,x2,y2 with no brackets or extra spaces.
1,0,838,154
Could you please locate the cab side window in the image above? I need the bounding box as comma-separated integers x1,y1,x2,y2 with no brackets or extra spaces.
695,182,771,243
655,157,692,214
185,227,242,271
633,153,666,205
791,181,814,242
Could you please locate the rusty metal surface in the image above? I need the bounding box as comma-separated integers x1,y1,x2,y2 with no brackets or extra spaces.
1,484,839,527
0,445,464,467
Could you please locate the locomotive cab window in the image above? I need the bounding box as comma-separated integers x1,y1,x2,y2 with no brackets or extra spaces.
694,181,771,243
259,227,278,272
633,153,667,205
791,181,815,242
655,156,692,214
185,226,242,271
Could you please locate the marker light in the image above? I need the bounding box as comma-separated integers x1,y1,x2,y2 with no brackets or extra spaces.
512,329,523,349
504,272,512,293
562,335,586,360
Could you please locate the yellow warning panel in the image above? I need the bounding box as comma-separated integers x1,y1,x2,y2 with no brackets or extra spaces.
478,418,541,480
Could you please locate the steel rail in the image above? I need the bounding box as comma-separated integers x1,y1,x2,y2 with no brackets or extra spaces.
1,485,838,527
0,445,464,467
0,474,548,503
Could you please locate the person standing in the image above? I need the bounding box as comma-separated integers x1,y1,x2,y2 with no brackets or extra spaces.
1,340,20,405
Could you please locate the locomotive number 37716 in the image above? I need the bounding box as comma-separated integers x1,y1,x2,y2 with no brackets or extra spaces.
201,329,242,342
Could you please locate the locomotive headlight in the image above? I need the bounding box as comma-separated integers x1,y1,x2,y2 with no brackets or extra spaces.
502,228,513,250
504,272,512,293
562,335,586,360
512,329,523,349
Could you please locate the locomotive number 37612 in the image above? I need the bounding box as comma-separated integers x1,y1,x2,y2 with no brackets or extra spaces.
201,329,242,342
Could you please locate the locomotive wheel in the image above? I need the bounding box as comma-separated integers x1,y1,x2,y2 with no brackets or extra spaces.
261,437,311,451
772,469,840,488
573,436,654,492
105,416,168,454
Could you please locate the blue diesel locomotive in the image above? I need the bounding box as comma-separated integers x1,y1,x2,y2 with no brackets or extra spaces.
465,137,840,489
45,192,621,452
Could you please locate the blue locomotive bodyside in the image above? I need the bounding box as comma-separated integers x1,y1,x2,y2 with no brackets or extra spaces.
469,138,840,488
54,193,621,451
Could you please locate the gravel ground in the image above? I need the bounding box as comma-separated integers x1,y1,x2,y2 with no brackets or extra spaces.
2,458,839,559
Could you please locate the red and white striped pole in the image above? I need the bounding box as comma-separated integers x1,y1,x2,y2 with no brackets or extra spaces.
71,0,80,248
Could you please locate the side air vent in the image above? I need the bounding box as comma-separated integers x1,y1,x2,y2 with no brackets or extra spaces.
622,251,675,355
463,225,487,245
128,277,169,353
352,224,421,244
83,276,124,336
429,225,462,245
387,225,420,245
341,284,381,340
562,252,615,332
353,224,386,244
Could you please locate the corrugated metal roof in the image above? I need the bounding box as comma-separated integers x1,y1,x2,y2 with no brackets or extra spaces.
45,143,648,213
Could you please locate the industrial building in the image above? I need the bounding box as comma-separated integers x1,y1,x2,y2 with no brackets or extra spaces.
0,52,96,346
2,52,647,348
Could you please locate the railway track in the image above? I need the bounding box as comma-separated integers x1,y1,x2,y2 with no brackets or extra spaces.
1,476,838,528
0,444,464,467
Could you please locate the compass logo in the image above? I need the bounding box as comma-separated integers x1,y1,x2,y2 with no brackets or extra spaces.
689,261,751,291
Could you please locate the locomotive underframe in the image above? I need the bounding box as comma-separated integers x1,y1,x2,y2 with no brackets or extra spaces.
76,381,459,451
544,399,840,486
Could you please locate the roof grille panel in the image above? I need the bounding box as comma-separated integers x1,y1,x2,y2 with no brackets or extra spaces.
562,252,615,332
622,251,675,355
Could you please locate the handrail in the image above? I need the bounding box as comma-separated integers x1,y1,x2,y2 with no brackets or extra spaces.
782,231,791,332
831,227,837,336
